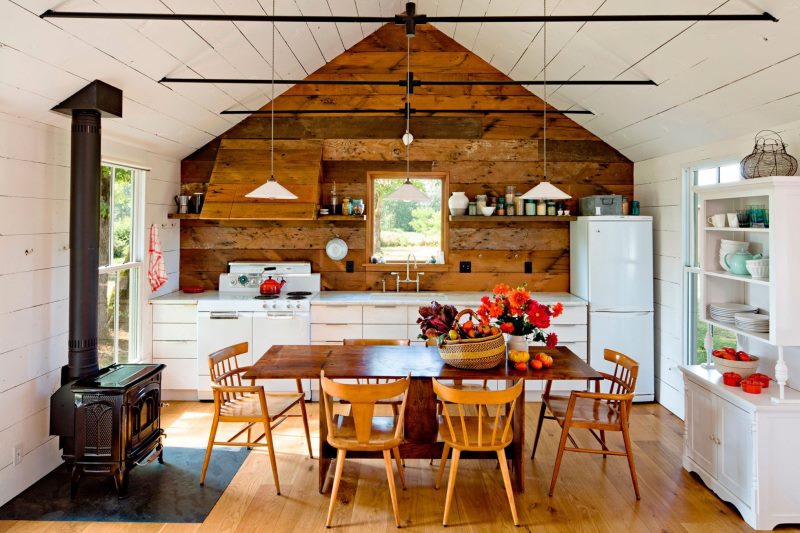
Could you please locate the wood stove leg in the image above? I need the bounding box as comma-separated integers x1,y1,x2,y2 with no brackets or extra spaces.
69,464,81,499
113,468,129,499
157,443,165,464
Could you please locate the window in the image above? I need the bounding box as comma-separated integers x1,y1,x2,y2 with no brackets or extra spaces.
367,172,446,263
98,163,143,368
685,162,741,364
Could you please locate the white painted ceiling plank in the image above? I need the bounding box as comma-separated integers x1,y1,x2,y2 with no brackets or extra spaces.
327,0,365,48
295,0,346,62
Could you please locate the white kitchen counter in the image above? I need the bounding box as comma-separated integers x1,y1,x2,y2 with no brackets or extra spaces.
311,291,585,307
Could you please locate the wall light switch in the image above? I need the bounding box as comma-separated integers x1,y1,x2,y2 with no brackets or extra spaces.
345,260,354,273
459,261,471,273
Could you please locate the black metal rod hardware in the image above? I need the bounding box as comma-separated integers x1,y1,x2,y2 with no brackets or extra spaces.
220,108,594,115
161,77,656,86
41,10,777,23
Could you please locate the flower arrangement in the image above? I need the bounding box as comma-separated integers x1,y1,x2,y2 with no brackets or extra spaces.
476,283,562,348
417,301,501,343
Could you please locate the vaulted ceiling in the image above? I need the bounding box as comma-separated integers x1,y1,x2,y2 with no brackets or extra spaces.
2,0,799,161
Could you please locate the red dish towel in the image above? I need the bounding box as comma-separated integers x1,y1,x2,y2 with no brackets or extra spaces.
148,224,168,292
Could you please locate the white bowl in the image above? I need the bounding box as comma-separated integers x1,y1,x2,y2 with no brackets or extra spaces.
481,206,496,217
721,239,749,247
746,259,769,279
712,354,760,379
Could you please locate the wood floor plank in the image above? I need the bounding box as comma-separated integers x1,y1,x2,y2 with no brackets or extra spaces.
2,401,799,533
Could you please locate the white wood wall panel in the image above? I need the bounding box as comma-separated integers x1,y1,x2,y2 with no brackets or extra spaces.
0,301,69,356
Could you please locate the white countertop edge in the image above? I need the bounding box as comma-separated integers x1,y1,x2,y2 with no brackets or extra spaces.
680,365,800,411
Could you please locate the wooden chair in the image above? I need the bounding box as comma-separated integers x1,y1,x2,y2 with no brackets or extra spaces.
534,348,640,500
199,342,313,495
342,338,410,416
432,378,524,527
320,370,410,528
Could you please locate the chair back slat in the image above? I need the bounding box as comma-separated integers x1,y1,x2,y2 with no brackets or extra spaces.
601,349,640,414
320,371,411,445
208,342,250,403
433,379,523,449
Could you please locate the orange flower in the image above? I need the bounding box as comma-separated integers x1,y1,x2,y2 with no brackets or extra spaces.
552,302,564,318
508,288,530,311
493,283,511,296
500,322,515,334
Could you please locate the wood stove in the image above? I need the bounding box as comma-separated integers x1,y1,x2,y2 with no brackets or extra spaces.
49,81,166,498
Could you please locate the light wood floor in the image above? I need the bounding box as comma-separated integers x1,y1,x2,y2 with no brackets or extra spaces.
1,401,797,533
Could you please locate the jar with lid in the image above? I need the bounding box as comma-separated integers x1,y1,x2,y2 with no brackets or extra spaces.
496,197,506,216
546,200,557,216
514,194,524,216
352,199,365,216
622,196,630,216
330,181,339,215
476,194,487,210
524,199,535,216
505,185,516,206
342,197,351,216
631,200,640,216
536,199,547,216
468,202,477,216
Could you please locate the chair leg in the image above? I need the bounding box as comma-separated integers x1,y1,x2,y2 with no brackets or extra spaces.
530,401,547,460
442,448,460,527
392,447,406,490
326,449,346,528
263,420,281,495
434,444,450,490
383,449,402,528
246,423,253,450
199,414,219,486
548,421,572,497
621,423,641,500
299,397,314,459
497,448,519,526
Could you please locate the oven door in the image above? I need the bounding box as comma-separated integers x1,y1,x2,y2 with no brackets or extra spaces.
197,311,253,401
252,311,311,398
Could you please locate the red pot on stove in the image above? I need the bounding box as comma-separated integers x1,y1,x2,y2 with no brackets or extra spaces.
260,276,286,295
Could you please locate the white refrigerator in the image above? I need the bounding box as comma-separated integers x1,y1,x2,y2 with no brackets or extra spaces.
570,216,655,402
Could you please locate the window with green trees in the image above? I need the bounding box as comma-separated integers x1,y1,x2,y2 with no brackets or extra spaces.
369,173,445,263
98,163,142,368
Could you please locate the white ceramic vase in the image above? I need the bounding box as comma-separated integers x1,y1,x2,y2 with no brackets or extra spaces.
448,191,469,215
507,334,528,353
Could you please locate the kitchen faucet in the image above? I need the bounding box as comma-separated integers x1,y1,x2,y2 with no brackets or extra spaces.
387,253,424,292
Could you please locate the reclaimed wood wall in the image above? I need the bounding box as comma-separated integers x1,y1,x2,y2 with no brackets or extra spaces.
179,24,633,292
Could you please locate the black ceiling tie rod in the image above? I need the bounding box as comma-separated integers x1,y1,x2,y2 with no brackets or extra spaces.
41,10,777,23
159,77,655,86
219,108,593,115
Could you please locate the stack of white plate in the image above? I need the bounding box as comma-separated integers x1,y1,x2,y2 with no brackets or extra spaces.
734,312,770,333
709,302,758,323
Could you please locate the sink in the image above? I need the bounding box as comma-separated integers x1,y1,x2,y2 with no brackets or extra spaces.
369,292,447,300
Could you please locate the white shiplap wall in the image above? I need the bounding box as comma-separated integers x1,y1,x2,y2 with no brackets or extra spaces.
0,112,179,505
634,117,800,418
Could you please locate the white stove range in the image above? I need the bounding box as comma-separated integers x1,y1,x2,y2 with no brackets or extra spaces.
196,262,320,400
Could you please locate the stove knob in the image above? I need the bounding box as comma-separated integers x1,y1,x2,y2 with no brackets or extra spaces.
238,275,249,286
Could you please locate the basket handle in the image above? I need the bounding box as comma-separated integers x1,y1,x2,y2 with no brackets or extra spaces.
452,308,479,327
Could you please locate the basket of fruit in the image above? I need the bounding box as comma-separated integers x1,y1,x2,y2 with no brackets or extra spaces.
712,347,759,378
418,304,506,370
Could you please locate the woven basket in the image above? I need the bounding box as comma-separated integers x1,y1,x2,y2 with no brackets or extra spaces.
437,309,506,370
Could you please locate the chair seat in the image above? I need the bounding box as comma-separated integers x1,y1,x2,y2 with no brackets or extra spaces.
219,392,303,420
437,415,512,451
545,395,622,427
328,414,402,450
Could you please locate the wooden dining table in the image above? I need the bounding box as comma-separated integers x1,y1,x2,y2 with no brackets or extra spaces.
243,345,602,493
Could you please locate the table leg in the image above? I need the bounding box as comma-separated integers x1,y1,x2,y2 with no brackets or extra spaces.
510,379,525,492
404,378,438,444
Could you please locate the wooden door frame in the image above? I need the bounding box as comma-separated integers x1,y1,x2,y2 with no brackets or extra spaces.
365,171,449,265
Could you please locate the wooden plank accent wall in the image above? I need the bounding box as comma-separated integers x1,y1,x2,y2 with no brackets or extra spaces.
179,23,633,293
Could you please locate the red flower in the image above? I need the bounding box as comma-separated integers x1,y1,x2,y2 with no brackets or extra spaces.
552,302,564,318
508,288,530,313
493,283,511,296
500,322,515,334
545,332,558,349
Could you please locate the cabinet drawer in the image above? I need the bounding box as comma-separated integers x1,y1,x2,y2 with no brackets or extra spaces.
363,305,407,324
153,323,197,341
152,304,197,324
312,305,362,324
552,306,587,325
551,325,586,342
658,353,683,391
152,340,197,359
155,358,197,389
363,324,408,340
311,323,362,342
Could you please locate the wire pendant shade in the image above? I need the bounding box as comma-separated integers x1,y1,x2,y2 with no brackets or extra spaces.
740,130,798,179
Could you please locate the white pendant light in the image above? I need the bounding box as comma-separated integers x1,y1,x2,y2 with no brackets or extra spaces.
385,34,430,204
245,0,297,200
519,0,570,202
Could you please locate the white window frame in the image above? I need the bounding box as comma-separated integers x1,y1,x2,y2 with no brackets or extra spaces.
99,162,146,364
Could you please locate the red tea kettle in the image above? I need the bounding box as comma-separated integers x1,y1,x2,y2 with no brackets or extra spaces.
260,275,286,295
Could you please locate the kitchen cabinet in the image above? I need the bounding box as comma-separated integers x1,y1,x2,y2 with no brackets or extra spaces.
681,365,800,530
151,303,198,398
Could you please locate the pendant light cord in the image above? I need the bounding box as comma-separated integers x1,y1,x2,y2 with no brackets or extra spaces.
543,0,547,180
270,0,275,180
406,35,411,182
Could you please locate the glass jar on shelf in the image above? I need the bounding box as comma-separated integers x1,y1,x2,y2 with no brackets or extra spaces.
524,199,535,216
536,199,547,216
546,200,557,216
352,198,365,216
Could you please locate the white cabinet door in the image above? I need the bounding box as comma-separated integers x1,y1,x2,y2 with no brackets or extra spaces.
685,381,717,475
362,305,406,324
717,397,754,506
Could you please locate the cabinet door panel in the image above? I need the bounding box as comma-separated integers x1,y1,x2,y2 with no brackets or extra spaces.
362,305,407,324
717,398,754,506
311,305,362,324
686,381,717,475
152,304,197,324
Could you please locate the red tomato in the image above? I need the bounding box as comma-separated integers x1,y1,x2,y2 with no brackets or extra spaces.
724,347,736,354
513,362,527,371
738,353,752,361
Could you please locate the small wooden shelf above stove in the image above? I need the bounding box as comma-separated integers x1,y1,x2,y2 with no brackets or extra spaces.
448,215,576,224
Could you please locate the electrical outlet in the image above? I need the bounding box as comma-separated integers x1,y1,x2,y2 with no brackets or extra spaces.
459,261,471,273
13,444,22,466
345,260,354,273
524,261,533,274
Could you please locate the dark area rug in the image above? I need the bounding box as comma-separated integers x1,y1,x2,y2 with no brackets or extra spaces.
0,446,248,523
